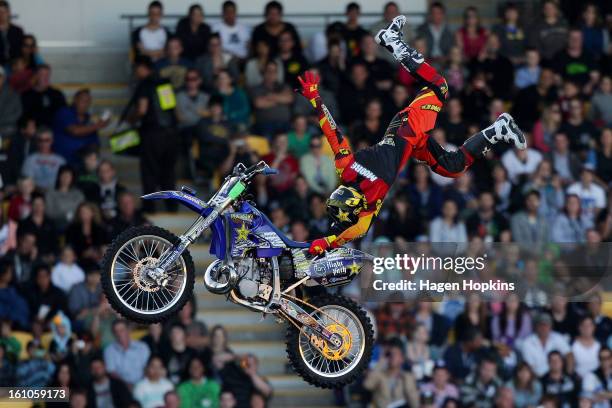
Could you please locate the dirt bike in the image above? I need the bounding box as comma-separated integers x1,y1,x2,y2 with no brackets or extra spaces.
101,161,374,388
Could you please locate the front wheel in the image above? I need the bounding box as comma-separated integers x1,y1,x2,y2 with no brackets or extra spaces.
101,225,195,324
285,295,374,388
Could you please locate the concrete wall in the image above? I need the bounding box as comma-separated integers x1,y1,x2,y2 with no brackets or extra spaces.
12,0,427,49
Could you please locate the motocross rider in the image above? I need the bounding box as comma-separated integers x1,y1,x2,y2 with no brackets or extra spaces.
300,15,527,255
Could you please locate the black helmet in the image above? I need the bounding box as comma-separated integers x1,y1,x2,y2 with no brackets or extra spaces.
326,186,366,229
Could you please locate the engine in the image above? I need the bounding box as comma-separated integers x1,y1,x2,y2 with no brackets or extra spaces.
235,256,271,300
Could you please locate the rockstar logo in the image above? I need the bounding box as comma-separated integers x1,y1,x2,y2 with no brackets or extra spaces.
236,223,250,241
482,146,491,156
348,261,361,276
337,209,351,222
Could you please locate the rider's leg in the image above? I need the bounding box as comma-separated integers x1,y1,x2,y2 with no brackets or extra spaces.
413,114,527,178
376,16,448,102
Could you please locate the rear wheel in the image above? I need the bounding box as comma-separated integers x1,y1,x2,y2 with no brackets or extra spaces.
285,295,373,388
101,226,195,324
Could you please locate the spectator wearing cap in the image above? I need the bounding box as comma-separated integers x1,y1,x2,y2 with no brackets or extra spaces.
416,2,454,63
299,136,336,195
0,65,21,136
21,64,67,127
567,164,607,225
251,1,302,57
155,37,193,90
21,127,66,191
540,350,580,407
211,1,251,60
175,4,211,62
67,259,102,323
104,319,150,386
52,88,107,165
460,358,501,408
517,312,571,377
527,0,569,61
250,61,293,137
0,1,23,66
364,341,419,408
419,362,459,408
131,0,170,61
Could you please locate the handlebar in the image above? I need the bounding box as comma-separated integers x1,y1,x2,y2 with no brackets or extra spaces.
233,161,278,179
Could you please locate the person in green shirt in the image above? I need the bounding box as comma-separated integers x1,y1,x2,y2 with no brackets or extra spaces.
287,114,313,158
177,356,221,408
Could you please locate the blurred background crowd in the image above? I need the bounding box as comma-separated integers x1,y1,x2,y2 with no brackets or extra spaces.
0,0,611,407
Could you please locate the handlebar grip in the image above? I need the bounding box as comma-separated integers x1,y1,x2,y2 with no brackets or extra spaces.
263,168,279,175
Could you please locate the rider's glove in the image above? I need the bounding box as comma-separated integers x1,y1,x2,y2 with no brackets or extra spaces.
309,235,338,255
297,71,320,102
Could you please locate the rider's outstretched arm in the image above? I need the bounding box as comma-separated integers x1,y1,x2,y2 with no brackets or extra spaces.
298,72,351,159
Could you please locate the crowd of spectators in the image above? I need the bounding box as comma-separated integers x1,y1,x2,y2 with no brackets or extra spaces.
0,0,612,406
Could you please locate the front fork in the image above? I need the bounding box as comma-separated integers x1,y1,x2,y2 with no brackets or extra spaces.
148,206,223,284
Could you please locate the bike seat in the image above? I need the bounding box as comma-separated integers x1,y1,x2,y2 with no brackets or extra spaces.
260,212,310,249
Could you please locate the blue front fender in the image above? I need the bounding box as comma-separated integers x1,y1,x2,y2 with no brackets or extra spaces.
142,191,208,213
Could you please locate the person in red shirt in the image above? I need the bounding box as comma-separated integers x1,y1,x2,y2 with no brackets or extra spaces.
261,132,300,194
302,15,526,254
